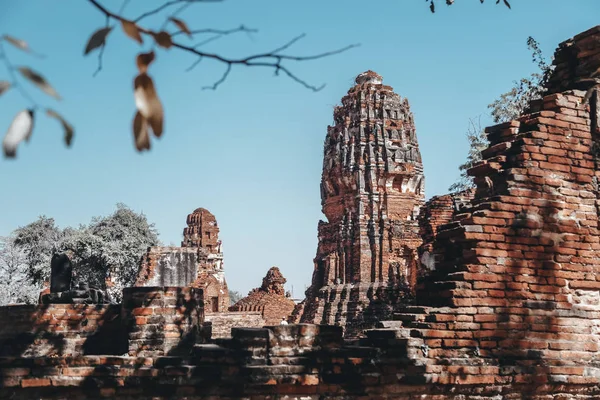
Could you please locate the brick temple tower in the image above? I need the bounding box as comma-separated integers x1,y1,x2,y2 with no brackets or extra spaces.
300,71,424,335
182,208,220,252
136,207,229,313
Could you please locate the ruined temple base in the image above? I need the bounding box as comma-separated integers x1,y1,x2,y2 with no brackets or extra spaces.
301,282,413,337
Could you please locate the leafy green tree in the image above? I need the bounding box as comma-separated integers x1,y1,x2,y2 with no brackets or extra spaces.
0,234,39,304
6,203,159,303
82,203,160,300
12,216,66,284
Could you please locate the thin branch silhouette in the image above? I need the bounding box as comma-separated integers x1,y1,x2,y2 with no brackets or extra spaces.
86,0,359,91
0,40,40,109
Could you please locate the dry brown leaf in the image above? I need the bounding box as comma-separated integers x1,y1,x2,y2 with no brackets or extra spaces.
121,19,143,44
0,81,11,96
3,35,31,52
133,111,150,151
3,109,34,158
18,67,61,100
169,17,192,37
152,31,172,49
136,51,156,73
134,73,164,138
46,109,74,147
84,27,112,55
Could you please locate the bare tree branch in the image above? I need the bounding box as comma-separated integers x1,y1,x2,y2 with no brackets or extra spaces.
134,0,222,23
86,0,359,91
185,56,203,72
118,0,131,14
429,0,511,13
172,24,258,39
203,63,231,90
93,15,110,77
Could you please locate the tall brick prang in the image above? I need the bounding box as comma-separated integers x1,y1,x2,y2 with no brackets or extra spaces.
301,71,424,335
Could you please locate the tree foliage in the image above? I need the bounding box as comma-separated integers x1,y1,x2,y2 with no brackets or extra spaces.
448,117,488,193
449,37,552,192
13,216,65,284
488,37,553,123
1,0,358,158
229,290,243,306
0,235,39,305
3,204,159,304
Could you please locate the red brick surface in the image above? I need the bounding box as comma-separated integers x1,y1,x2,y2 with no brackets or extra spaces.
230,267,296,325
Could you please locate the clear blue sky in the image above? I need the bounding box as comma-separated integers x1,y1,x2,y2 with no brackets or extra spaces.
0,0,597,297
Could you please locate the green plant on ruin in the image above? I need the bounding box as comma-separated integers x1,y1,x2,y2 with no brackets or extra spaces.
449,37,552,192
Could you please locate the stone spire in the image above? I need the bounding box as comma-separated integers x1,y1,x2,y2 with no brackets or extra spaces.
136,207,229,313
229,266,295,325
182,208,221,253
301,71,425,334
260,266,287,296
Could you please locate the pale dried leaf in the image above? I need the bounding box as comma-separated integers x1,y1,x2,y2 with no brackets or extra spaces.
134,73,164,137
3,35,30,52
84,27,112,55
152,31,172,49
169,17,192,37
18,67,61,100
46,109,74,147
121,20,143,44
2,109,34,158
132,111,150,151
136,51,155,74
0,81,11,96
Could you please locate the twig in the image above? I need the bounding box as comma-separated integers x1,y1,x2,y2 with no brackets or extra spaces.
134,0,222,23
118,0,131,14
159,1,190,30
185,57,203,72
190,26,258,48
93,15,110,77
86,0,358,91
172,25,258,39
0,39,40,109
202,64,231,90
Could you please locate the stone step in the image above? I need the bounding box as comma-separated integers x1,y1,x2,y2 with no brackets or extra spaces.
376,321,404,329
395,306,429,314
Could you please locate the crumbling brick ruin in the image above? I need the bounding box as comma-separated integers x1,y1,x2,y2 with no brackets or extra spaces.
136,207,230,313
301,70,425,335
3,25,600,400
229,266,296,325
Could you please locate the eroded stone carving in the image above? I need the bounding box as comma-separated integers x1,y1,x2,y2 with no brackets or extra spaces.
300,71,424,335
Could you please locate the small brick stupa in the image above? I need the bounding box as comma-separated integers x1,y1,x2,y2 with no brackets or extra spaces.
229,267,296,325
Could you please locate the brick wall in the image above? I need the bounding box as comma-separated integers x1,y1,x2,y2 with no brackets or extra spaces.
2,324,600,399
122,287,204,356
204,311,265,338
0,304,124,357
